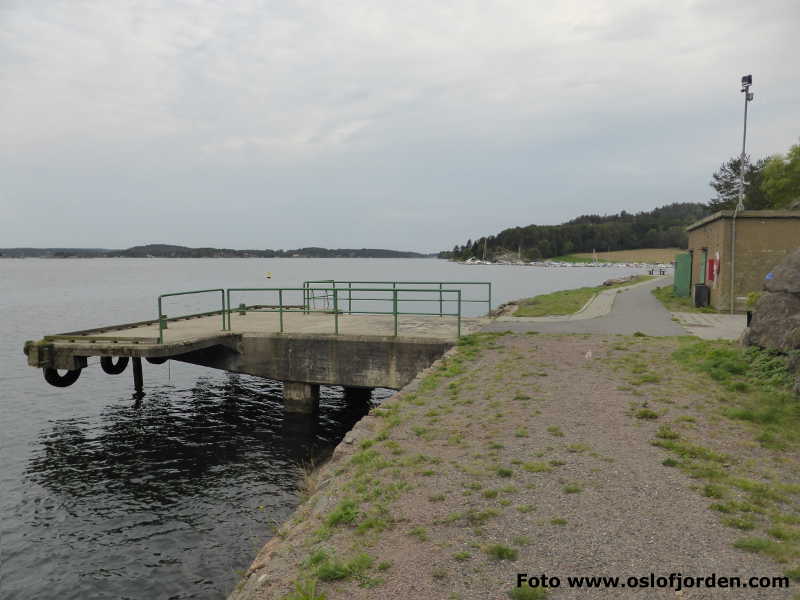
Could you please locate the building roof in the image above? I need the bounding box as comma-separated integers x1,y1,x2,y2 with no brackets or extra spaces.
686,210,800,232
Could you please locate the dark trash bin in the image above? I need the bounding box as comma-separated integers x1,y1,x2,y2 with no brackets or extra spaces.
694,284,709,308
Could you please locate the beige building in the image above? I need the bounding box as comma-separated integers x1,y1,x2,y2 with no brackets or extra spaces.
685,210,800,311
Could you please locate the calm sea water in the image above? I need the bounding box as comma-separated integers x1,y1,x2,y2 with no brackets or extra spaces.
0,258,644,599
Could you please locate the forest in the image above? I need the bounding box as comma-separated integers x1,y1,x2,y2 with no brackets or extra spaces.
444,202,709,261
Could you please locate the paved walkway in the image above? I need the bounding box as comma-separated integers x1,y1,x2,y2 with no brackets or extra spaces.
485,277,687,336
671,312,748,341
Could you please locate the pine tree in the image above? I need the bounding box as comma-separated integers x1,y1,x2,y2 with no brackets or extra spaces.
708,155,768,211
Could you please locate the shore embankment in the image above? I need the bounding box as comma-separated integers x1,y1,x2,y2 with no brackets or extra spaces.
229,330,796,600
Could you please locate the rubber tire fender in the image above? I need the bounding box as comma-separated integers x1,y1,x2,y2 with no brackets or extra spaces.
100,356,129,375
43,368,81,388
145,356,168,365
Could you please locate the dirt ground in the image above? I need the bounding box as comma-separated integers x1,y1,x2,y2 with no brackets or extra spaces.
229,333,798,600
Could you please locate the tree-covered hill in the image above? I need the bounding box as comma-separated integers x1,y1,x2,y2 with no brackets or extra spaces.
1,245,431,259
446,202,708,261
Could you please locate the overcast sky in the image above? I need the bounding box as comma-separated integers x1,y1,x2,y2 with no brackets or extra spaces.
1,1,798,252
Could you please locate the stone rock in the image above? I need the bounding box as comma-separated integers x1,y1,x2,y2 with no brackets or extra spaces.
746,292,800,352
764,248,800,294
602,276,634,286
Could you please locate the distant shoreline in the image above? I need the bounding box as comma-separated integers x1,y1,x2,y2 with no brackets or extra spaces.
0,245,436,259
0,255,438,259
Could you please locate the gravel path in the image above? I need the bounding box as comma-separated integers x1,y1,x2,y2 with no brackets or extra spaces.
229,333,793,600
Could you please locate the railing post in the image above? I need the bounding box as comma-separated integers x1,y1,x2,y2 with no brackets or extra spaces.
221,290,226,331
225,288,231,331
279,289,284,333
457,290,462,338
348,282,352,315
393,289,398,336
158,296,164,344
488,282,492,314
333,288,339,335
439,282,443,317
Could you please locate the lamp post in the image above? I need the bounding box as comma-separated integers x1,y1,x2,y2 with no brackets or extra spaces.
737,74,754,210
730,74,754,314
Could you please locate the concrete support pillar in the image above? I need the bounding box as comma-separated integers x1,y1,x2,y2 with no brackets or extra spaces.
343,386,373,404
132,357,145,399
283,381,320,414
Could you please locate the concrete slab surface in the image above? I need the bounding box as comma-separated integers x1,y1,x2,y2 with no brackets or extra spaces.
51,311,487,345
671,312,748,340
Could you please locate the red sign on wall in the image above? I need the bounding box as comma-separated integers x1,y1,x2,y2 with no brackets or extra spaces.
707,258,717,282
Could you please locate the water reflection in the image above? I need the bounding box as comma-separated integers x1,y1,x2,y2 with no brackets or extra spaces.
18,373,383,600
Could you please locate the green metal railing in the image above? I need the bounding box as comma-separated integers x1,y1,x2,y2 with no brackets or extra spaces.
227,287,463,337
302,280,491,316
157,288,225,344
154,281,488,343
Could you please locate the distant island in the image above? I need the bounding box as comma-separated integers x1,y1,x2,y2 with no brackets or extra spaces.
0,244,434,259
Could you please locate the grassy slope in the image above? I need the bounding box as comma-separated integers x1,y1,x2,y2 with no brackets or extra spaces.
651,284,718,314
611,336,800,578
568,248,684,263
513,275,652,317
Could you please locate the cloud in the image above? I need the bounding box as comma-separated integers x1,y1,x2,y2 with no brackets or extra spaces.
1,0,798,250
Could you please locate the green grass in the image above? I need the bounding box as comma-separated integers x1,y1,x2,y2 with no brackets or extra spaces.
546,426,564,437
673,341,799,449
651,285,718,313
509,587,549,599
523,462,553,473
325,499,359,527
486,544,518,560
514,276,652,317
285,579,326,600
656,425,680,440
733,538,798,562
314,552,374,582
635,408,659,420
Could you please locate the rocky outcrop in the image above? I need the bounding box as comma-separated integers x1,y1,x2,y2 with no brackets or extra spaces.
764,248,800,294
745,292,800,352
743,248,800,392
602,275,636,286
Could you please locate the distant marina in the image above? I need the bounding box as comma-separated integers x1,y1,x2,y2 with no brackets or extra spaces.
459,256,674,269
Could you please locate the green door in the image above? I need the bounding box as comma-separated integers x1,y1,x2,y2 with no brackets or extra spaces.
673,253,691,297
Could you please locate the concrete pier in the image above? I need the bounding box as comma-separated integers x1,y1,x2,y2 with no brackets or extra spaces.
24,311,486,410
282,382,320,413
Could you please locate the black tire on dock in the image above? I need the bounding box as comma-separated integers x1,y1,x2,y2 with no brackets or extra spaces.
43,367,81,387
100,356,129,375
145,356,168,365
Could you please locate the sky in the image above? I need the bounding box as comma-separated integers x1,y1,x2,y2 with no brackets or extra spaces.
1,0,798,253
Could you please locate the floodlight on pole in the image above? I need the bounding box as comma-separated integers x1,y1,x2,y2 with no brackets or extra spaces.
730,74,754,314
737,74,754,211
